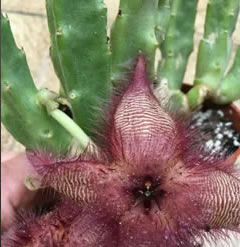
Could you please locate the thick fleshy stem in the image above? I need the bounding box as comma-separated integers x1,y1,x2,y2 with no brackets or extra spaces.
155,0,197,112
157,0,198,90
215,46,240,104
1,14,72,153
192,0,240,106
186,84,210,110
46,0,111,136
110,0,159,82
155,0,173,44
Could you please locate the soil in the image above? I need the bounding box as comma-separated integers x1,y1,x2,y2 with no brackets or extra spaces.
191,108,240,159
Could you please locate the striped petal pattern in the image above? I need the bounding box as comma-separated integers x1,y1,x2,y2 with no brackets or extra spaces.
110,55,177,164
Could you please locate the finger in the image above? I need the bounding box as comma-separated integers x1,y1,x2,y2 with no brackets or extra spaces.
1,153,36,231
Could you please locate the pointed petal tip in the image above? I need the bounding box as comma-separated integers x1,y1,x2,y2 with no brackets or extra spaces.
131,54,150,90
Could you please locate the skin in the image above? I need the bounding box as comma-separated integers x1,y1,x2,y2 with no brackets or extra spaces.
1,153,36,232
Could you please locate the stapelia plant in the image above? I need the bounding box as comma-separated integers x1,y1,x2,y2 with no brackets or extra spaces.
1,0,240,246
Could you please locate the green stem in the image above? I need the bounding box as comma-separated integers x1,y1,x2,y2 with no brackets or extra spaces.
1,13,72,153
50,109,90,151
186,85,210,110
155,0,172,43
37,89,91,152
46,0,111,136
157,0,198,90
194,0,240,90
215,46,240,104
110,0,159,81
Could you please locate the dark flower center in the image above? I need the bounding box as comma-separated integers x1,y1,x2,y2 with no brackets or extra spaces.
138,180,155,199
133,177,166,213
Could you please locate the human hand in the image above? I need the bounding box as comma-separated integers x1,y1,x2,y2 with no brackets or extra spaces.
1,152,36,232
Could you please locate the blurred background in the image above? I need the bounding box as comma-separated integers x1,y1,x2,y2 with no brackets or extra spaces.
1,0,240,152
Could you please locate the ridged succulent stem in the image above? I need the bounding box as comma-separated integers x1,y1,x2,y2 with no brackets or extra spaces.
186,85,210,110
46,0,111,136
215,46,240,104
157,0,198,90
155,0,172,43
155,0,197,112
1,14,72,153
110,0,159,82
168,91,189,113
194,0,240,91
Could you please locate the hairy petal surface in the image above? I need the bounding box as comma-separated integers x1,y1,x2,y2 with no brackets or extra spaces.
110,55,177,165
118,207,201,247
44,162,107,204
1,200,118,247
197,169,240,231
1,210,67,247
41,161,131,218
65,209,119,247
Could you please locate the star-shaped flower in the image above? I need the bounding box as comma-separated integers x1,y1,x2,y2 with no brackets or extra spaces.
3,55,240,247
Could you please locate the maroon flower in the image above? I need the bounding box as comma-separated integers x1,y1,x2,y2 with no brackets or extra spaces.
3,55,240,247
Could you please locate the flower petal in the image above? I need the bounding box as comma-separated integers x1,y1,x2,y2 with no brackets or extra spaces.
40,161,130,219
66,209,119,247
118,206,199,247
197,170,240,231
110,55,177,164
1,201,118,247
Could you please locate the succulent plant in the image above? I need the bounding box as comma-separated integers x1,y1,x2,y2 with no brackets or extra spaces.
1,0,240,246
2,54,240,247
